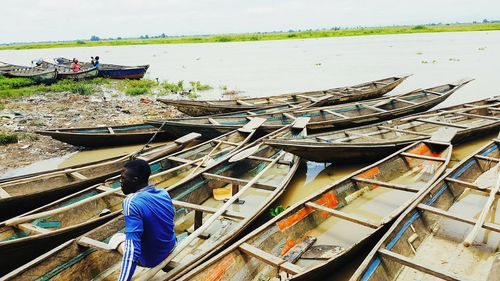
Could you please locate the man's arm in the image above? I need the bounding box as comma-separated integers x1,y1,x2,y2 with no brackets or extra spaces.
118,200,143,281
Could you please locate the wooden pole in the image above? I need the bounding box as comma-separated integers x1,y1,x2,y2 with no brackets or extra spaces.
133,150,287,281
4,187,120,226
463,164,500,247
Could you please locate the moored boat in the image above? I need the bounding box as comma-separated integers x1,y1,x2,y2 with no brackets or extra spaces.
265,95,500,163
0,120,265,276
1,118,308,280
0,62,57,84
36,123,175,147
158,75,409,116
351,134,500,281
55,57,149,79
151,80,469,140
38,60,98,80
0,133,199,221
176,132,454,281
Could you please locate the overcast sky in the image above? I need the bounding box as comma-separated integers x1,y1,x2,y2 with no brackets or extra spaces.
1,0,498,44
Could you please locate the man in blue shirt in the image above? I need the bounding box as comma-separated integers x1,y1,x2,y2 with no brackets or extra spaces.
109,159,176,281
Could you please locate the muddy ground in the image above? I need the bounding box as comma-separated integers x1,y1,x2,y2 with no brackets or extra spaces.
0,88,181,175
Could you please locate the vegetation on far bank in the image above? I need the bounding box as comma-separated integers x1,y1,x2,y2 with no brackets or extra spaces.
1,22,499,51
0,75,214,100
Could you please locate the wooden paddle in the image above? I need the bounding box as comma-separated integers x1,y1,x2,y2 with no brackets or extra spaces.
463,162,500,247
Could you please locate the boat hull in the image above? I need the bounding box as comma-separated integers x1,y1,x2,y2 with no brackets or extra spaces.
98,66,148,79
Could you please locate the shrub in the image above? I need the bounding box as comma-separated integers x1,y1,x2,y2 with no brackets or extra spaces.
0,133,18,145
189,81,212,91
161,80,184,93
413,25,427,30
126,87,150,96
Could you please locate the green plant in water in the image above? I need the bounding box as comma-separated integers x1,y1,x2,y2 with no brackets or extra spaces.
0,133,18,145
189,81,212,91
269,205,285,217
161,80,185,94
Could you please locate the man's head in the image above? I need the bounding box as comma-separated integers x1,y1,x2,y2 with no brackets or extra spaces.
120,159,151,195
95,56,99,60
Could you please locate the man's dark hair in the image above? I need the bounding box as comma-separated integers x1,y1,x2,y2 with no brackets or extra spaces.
124,159,151,184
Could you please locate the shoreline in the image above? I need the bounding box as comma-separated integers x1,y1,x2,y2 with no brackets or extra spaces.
1,23,499,51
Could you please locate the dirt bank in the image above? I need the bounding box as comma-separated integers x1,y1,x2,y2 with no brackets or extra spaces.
0,88,180,175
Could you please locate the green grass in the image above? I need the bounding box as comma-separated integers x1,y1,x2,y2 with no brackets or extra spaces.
1,23,499,50
0,78,109,98
0,75,37,90
161,80,185,94
0,133,18,145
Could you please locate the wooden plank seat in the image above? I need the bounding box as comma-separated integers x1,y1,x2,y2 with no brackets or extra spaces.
78,236,114,251
417,203,500,233
247,155,292,166
455,112,500,121
239,243,304,274
444,177,500,195
395,98,418,105
166,156,192,164
305,202,380,229
18,223,51,234
400,152,447,162
321,109,348,119
107,127,115,134
236,100,253,106
212,140,240,146
357,103,388,113
415,118,469,129
208,118,220,125
171,199,245,220
0,187,11,198
378,249,472,281
69,171,88,180
475,155,500,163
377,126,431,137
283,113,297,120
423,90,444,96
202,172,279,191
351,177,420,193
373,81,389,86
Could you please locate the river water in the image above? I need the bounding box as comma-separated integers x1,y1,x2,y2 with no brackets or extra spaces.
1,31,500,280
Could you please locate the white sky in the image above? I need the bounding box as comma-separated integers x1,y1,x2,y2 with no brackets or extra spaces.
0,0,498,44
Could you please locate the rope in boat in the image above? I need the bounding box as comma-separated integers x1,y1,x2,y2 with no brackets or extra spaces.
135,121,167,157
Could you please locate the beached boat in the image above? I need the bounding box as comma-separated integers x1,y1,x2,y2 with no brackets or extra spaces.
351,135,500,281
150,80,468,140
38,60,98,80
0,134,199,221
54,57,149,79
1,119,307,280
0,120,264,276
0,62,57,84
265,95,500,163
158,76,409,116
177,133,454,281
35,123,175,147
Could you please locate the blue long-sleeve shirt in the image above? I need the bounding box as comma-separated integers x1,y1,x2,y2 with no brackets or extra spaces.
118,185,176,281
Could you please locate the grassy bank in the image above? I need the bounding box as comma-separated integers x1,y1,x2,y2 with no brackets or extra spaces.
0,75,212,100
1,23,499,51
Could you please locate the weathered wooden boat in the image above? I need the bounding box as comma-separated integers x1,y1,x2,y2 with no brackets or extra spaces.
266,95,500,163
151,80,468,140
158,75,409,116
351,135,500,281
0,62,57,84
2,119,307,280
0,134,199,221
35,123,176,147
0,120,264,276
38,60,98,80
177,133,454,281
54,57,149,79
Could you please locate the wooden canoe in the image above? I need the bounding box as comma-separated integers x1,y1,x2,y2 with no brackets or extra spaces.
265,95,500,163
54,57,149,79
0,133,199,221
2,120,306,280
177,136,453,281
38,60,98,80
351,135,500,281
152,80,469,140
158,75,409,116
0,121,264,276
0,62,57,84
35,123,176,147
